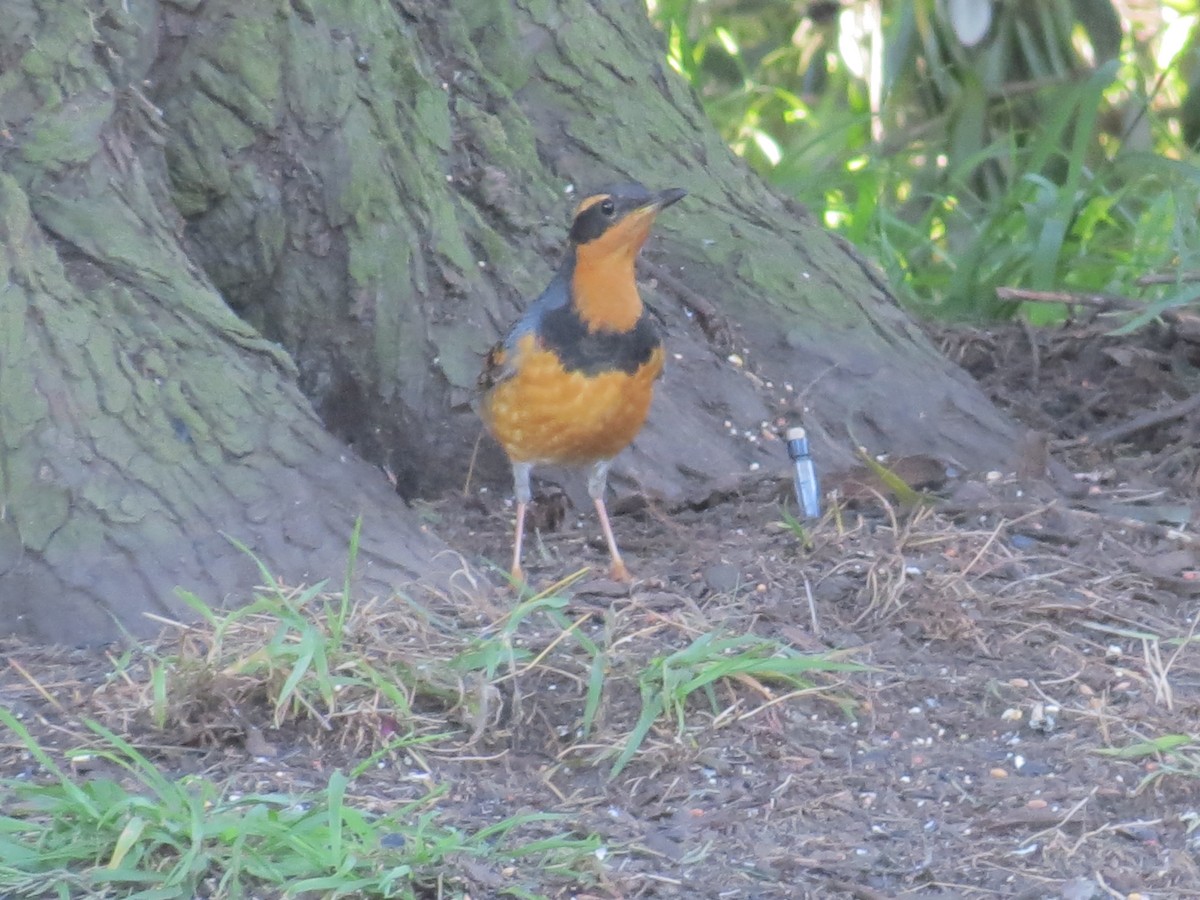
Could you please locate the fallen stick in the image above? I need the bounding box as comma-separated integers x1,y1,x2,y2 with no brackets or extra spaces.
995,286,1142,310
1083,391,1200,448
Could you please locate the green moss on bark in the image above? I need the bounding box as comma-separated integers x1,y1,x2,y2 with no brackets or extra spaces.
0,2,441,643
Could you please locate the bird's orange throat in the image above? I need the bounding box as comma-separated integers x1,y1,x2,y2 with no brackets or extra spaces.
570,208,657,331
571,253,641,332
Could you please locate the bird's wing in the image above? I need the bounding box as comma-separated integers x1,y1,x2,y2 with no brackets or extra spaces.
478,341,513,389
508,267,572,341
479,269,572,389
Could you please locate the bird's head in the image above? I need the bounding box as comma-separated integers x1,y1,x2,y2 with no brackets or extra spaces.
567,183,686,263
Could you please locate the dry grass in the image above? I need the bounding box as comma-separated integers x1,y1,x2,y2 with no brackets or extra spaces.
5,467,1200,896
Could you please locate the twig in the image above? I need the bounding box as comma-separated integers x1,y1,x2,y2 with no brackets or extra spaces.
1094,868,1126,900
1142,635,1172,711
952,503,1057,578
1091,512,1195,546
960,516,1006,579
824,880,890,900
463,428,484,496
995,286,1141,311
516,611,594,677
803,574,820,638
1072,818,1164,856
1082,390,1200,448
735,682,838,723
1021,785,1096,847
1157,603,1200,710
945,494,1198,548
642,260,733,348
1136,270,1200,286
7,658,68,716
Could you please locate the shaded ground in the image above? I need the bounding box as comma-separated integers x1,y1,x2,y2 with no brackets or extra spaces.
3,317,1200,898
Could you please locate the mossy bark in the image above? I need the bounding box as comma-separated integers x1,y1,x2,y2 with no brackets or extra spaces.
0,0,442,644
2,0,1016,642
154,0,1015,493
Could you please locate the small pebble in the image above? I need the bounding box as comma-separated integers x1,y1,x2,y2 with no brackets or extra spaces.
703,563,741,593
989,768,1008,778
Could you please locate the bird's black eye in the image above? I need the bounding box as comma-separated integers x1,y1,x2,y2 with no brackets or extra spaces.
599,198,615,216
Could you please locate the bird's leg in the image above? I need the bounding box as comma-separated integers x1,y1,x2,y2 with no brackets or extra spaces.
510,461,533,585
587,459,632,583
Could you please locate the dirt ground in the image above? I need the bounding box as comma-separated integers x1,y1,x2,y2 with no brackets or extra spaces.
4,315,1200,898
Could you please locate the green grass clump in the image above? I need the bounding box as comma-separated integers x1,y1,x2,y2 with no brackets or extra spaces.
443,571,861,779
0,528,613,898
612,632,861,776
133,521,456,742
448,570,609,740
0,524,865,895
0,710,600,898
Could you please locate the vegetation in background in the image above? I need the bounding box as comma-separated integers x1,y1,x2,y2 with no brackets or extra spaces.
649,0,1200,322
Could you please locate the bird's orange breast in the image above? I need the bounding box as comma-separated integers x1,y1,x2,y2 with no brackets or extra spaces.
481,334,664,466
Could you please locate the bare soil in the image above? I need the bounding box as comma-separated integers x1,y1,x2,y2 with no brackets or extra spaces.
4,318,1200,898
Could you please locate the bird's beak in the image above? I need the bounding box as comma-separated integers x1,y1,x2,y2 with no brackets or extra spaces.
653,187,687,209
613,188,687,251
627,188,686,225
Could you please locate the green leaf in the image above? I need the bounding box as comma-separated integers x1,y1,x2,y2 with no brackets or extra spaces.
854,448,931,508
107,815,148,869
1093,734,1193,758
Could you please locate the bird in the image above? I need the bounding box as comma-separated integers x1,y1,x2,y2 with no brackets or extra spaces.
479,182,686,585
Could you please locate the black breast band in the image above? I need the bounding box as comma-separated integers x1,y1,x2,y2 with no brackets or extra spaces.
537,304,661,376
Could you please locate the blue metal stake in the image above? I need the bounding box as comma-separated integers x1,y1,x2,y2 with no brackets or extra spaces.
786,426,821,519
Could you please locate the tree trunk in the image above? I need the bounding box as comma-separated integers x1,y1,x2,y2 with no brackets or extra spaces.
0,0,444,645
1,0,1018,644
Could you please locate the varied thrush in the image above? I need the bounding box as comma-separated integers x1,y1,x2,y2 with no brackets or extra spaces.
479,183,686,584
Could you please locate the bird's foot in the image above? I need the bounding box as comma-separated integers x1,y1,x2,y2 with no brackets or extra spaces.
608,559,633,583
